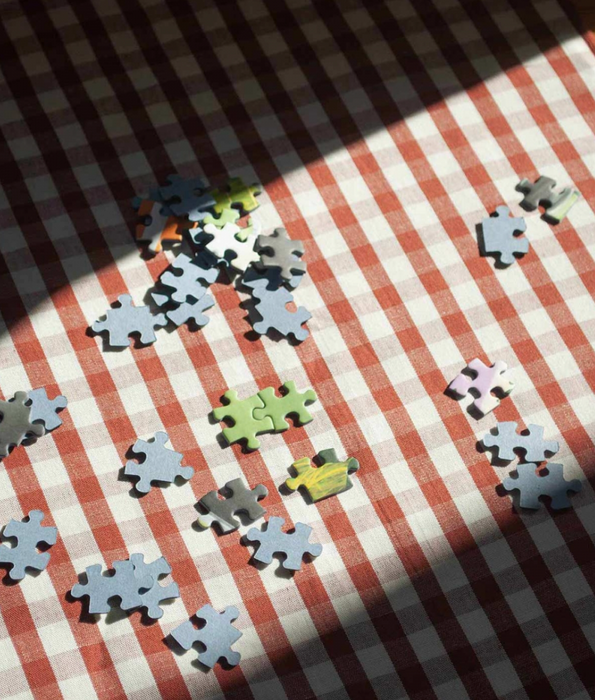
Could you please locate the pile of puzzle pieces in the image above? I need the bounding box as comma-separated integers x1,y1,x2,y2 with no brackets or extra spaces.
479,174,581,267
71,554,179,620
91,175,312,347
0,388,67,458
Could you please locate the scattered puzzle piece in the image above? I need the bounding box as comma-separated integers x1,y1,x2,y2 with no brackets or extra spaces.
256,227,306,281
516,175,580,223
212,177,261,215
92,294,167,348
249,279,311,342
129,554,180,620
167,295,215,328
204,222,260,271
245,516,322,571
125,431,194,494
0,510,57,581
286,448,359,502
448,358,514,416
135,200,184,254
170,604,242,669
254,381,317,431
481,206,528,266
71,559,154,614
197,478,268,533
0,391,44,457
27,388,68,432
502,462,581,510
483,422,559,463
212,390,274,451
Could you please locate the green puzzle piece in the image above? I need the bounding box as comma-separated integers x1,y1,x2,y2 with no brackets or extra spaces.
202,208,240,229
254,381,317,431
212,390,273,451
212,177,261,215
286,448,359,502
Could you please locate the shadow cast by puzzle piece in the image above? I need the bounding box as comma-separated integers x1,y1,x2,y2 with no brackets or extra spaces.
0,562,44,587
278,477,314,506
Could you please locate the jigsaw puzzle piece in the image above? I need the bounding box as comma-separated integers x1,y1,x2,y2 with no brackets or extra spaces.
448,358,514,416
286,448,359,502
482,422,559,463
27,388,68,432
125,431,194,494
0,510,57,581
170,604,242,669
245,516,322,571
516,175,580,223
256,227,306,281
204,222,260,271
502,462,581,510
481,205,528,266
159,175,214,221
92,294,167,348
254,381,317,431
0,391,45,457
249,281,311,342
197,478,268,533
212,390,274,451
212,177,261,215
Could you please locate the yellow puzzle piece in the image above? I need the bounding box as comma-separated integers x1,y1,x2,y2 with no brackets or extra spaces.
286,449,359,502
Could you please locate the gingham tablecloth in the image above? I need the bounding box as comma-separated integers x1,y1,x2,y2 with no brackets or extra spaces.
1,0,595,698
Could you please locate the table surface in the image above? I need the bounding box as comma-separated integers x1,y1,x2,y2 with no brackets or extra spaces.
1,1,595,699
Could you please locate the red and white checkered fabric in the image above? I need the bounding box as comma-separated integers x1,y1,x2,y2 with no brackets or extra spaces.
1,0,595,698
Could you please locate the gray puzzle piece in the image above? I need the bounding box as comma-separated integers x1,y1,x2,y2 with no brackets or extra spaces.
197,478,268,533
256,227,306,281
167,295,215,328
170,604,242,669
245,516,322,571
27,388,68,432
0,510,57,581
249,279,311,342
71,559,154,614
160,175,215,222
483,422,559,463
240,262,304,291
130,554,180,620
516,175,581,223
92,294,167,347
502,462,582,510
154,254,219,306
481,205,528,266
125,431,194,494
0,391,45,457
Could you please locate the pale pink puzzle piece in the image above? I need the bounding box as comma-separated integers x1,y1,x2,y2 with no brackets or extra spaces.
449,358,514,416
